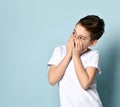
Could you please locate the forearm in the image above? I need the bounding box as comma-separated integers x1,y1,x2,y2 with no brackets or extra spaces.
48,54,71,85
73,55,89,89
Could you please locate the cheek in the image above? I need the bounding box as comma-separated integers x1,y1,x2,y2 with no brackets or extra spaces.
82,42,90,49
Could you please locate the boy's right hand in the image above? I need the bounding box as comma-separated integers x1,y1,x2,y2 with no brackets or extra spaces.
66,35,76,57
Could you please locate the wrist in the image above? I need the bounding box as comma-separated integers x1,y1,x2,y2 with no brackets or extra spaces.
66,53,72,58
72,54,80,59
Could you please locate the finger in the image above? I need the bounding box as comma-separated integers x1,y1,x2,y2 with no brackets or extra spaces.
71,38,75,48
78,38,83,49
77,38,81,49
72,40,75,46
74,39,77,48
77,39,80,49
77,39,79,48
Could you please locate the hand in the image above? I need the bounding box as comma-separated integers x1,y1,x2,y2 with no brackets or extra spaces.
73,38,87,57
66,35,75,57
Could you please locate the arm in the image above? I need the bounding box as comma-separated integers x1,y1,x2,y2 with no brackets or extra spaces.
72,38,97,90
48,35,75,86
48,54,71,86
73,55,97,89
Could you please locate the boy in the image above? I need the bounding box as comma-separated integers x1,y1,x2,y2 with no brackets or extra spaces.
48,15,105,107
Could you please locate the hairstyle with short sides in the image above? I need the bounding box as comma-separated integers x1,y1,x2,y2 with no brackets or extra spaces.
76,15,105,41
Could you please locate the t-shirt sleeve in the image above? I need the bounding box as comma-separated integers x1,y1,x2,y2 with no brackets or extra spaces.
48,47,60,66
86,51,101,74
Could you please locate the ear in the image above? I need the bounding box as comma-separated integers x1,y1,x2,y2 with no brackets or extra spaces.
89,40,98,47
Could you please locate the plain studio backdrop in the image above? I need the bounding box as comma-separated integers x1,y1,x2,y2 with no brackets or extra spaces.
0,0,120,107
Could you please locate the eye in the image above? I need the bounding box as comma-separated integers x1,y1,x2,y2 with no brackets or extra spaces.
79,36,82,39
72,31,76,35
79,36,86,40
82,37,86,40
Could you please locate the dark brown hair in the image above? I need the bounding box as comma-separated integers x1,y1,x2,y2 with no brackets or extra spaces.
77,15,105,41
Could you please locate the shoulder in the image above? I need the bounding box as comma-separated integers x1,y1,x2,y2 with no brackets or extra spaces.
86,49,100,62
54,45,66,53
52,45,66,57
81,48,99,59
55,45,66,50
86,48,99,56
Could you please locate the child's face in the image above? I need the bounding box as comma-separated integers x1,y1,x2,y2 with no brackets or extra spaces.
72,24,93,50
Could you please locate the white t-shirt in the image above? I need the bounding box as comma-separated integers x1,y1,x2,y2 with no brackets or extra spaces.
48,45,103,107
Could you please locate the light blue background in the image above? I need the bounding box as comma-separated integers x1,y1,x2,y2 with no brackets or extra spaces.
0,0,120,107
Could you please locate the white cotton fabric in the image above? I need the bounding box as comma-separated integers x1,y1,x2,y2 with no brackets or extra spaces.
48,45,103,107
